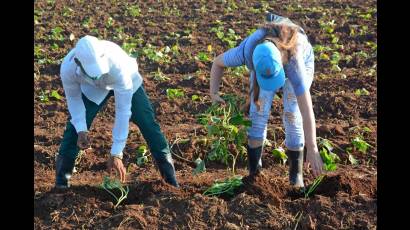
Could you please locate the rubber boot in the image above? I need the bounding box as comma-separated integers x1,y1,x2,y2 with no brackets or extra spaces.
55,154,76,189
153,153,179,187
286,149,305,188
247,145,263,176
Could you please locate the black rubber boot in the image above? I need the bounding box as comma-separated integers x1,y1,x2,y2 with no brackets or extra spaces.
153,153,179,188
247,145,263,176
286,149,305,188
55,154,76,189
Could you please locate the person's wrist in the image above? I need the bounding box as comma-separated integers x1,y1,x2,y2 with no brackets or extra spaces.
111,155,123,160
306,143,318,153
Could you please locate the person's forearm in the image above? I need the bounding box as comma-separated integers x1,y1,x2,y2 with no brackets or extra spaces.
210,56,224,95
297,91,318,152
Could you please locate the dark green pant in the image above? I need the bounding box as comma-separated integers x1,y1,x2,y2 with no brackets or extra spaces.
58,86,170,160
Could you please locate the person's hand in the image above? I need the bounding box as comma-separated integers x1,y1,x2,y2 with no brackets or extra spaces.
305,150,324,177
210,93,225,104
107,156,126,183
77,131,89,149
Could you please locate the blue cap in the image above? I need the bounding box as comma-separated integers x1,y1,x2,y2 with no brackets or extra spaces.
252,42,285,92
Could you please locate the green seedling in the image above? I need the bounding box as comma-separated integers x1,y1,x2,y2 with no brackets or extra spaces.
320,147,339,171
203,175,243,197
150,68,170,82
319,20,336,34
39,90,62,103
191,94,200,102
354,88,370,96
62,7,73,17
50,90,62,100
141,44,169,64
271,147,288,165
106,17,114,28
366,41,377,51
330,52,341,72
34,45,43,59
196,52,211,62
317,138,339,171
166,89,184,100
136,145,148,166
51,27,64,41
313,45,333,53
351,136,371,154
193,157,206,175
228,65,248,77
318,137,334,152
100,176,129,208
319,53,330,61
51,43,59,51
197,95,250,172
82,17,92,29
127,5,141,17
304,175,325,198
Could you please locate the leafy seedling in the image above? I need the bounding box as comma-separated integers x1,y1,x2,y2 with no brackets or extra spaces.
191,94,200,102
127,5,141,17
354,88,370,97
51,27,64,41
166,89,184,100
271,147,288,165
319,147,339,171
203,175,243,197
50,90,62,100
100,176,129,208
196,52,211,62
193,157,206,175
136,145,148,166
351,136,371,154
304,175,325,198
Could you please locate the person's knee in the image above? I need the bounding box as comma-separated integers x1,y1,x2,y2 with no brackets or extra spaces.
248,138,263,148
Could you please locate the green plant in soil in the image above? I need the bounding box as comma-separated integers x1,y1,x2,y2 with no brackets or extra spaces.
100,176,129,208
136,145,148,166
50,27,64,41
151,68,170,82
166,89,184,100
271,147,287,165
304,175,325,198
354,88,370,97
38,90,63,103
127,5,141,17
203,175,243,197
197,94,251,173
195,52,211,62
351,136,372,154
317,137,340,171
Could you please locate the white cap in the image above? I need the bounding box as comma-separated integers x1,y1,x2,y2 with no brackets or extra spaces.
75,35,109,77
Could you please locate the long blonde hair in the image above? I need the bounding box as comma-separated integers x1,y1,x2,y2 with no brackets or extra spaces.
251,22,299,111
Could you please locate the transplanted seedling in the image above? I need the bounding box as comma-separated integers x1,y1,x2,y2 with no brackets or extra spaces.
351,136,372,154
271,147,288,165
203,175,243,197
317,137,340,171
136,145,148,166
100,176,129,208
195,52,211,62
304,175,325,198
354,88,370,97
197,95,251,173
166,88,184,100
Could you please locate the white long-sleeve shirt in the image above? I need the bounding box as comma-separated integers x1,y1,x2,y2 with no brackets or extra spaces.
60,40,143,157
